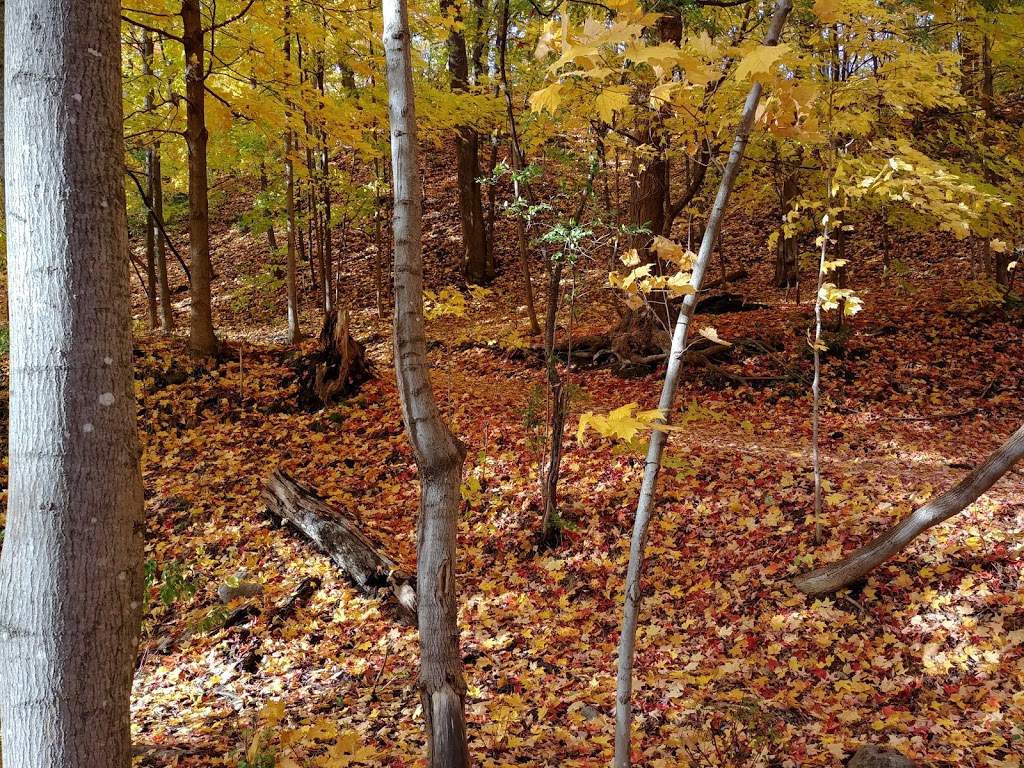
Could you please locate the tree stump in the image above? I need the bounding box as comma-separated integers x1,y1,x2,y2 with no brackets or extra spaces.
296,308,371,411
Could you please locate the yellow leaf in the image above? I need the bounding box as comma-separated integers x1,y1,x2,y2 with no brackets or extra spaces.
594,86,631,124
735,44,791,83
698,327,730,346
812,0,842,22
529,82,563,114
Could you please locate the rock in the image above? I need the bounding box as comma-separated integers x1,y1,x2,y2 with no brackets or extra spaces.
217,572,264,604
848,746,921,768
581,705,600,720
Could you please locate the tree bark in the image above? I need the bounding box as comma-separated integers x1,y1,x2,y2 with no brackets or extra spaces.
0,2,145,766
182,0,219,356
774,172,799,288
383,0,471,763
443,0,490,286
613,3,793,766
283,17,302,344
262,470,417,621
793,422,1024,596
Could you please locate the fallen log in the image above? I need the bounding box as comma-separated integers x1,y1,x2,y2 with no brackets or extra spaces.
261,469,417,622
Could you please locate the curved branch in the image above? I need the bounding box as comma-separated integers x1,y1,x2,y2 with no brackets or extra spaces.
793,422,1024,596
124,167,191,282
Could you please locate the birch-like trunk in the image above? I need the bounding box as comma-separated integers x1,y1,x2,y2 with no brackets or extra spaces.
383,0,471,765
283,18,302,344
612,3,793,766
0,2,145,766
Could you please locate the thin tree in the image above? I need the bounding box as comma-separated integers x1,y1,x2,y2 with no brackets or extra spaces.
0,1,145,767
612,2,793,765
383,0,472,764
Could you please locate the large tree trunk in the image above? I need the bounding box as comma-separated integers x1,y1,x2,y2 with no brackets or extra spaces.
793,423,1024,596
613,3,793,766
0,3,145,766
383,0,471,764
182,0,219,356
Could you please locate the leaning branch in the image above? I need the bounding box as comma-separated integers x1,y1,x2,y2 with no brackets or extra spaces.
793,422,1024,596
125,166,191,282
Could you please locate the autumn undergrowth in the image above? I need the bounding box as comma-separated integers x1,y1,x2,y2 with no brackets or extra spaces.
8,171,996,768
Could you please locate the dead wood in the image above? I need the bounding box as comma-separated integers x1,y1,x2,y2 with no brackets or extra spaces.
296,308,372,411
261,469,417,622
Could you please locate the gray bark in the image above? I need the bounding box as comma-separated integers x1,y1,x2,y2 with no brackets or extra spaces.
0,2,145,767
613,3,793,765
283,18,301,344
793,422,1024,596
383,0,471,764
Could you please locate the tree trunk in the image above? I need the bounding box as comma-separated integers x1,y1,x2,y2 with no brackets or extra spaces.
775,172,799,288
283,18,302,344
182,0,218,356
0,3,145,767
613,3,793,766
443,0,489,286
296,309,371,411
793,423,1024,596
152,148,174,333
383,0,471,764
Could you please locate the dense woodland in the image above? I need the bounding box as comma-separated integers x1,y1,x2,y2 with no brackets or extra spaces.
0,0,1023,766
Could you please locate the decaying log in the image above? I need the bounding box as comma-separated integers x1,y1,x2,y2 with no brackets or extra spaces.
297,308,371,411
261,469,417,622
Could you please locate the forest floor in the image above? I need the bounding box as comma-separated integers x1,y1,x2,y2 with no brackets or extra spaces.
11,150,1024,768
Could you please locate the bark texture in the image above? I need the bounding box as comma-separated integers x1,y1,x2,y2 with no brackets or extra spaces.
0,2,145,766
295,308,371,411
793,422,1024,596
442,0,489,286
383,0,471,763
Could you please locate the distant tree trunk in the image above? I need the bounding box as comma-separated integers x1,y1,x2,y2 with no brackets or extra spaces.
259,163,279,255
151,149,174,333
442,0,489,286
283,19,302,344
317,54,333,313
496,0,540,334
775,172,799,288
182,0,218,356
383,0,471,764
794,422,1024,596
143,30,160,331
0,3,145,767
613,3,793,766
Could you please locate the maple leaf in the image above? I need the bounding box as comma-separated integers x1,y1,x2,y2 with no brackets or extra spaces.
734,43,791,83
594,86,632,124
